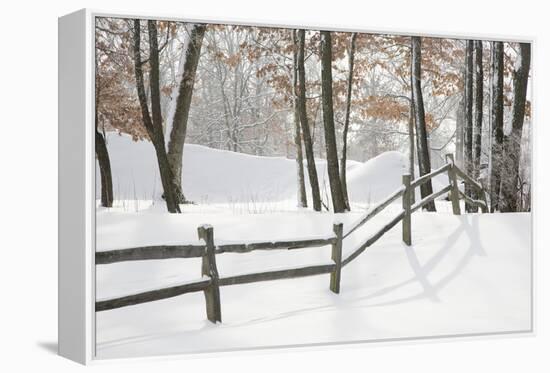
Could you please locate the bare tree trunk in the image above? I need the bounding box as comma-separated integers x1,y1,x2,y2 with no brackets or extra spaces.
471,40,483,212
455,99,465,169
95,67,113,208
320,31,346,213
410,36,436,211
464,40,474,212
297,29,322,211
473,41,483,174
95,131,113,207
340,32,357,211
133,20,180,213
408,97,416,204
292,30,307,208
500,43,531,212
490,41,504,212
408,54,417,204
167,24,206,204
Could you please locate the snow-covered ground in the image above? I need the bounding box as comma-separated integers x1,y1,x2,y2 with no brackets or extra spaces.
96,211,531,359
95,134,532,359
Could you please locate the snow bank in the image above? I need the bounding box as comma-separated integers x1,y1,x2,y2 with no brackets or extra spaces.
98,133,448,206
346,151,449,203
346,151,407,203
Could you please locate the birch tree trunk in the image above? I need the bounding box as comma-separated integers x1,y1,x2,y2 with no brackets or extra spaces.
499,43,531,212
167,24,206,204
340,32,357,211
297,29,322,211
133,20,180,213
490,41,504,212
320,31,346,213
410,36,436,211
292,30,307,208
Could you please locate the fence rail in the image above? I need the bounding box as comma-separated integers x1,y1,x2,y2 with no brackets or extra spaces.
342,211,405,267
343,186,405,239
410,163,451,190
96,244,205,264
411,185,452,213
219,263,336,287
96,277,211,312
216,236,336,254
95,153,489,323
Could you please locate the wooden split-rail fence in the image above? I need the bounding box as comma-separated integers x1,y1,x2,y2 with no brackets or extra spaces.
95,153,489,323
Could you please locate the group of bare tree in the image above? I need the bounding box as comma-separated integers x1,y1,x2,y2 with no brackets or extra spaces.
459,40,531,212
95,18,531,214
96,19,205,212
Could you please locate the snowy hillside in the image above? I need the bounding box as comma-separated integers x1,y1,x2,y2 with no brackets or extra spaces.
96,133,447,208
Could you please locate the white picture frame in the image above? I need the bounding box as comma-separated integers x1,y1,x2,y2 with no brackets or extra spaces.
58,8,534,365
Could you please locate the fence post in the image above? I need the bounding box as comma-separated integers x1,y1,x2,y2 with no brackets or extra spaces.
198,224,222,323
445,154,461,215
330,223,343,294
402,174,412,246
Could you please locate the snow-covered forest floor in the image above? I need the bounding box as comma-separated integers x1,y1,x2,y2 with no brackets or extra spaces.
95,134,531,359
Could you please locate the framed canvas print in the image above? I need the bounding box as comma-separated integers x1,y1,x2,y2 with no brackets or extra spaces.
58,9,533,364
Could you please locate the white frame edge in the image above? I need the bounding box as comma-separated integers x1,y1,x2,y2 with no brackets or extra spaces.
57,8,534,365
58,8,94,365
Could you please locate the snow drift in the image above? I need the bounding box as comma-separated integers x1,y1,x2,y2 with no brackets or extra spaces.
97,133,446,206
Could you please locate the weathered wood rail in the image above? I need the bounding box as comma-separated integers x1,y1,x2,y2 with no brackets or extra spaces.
95,153,489,323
